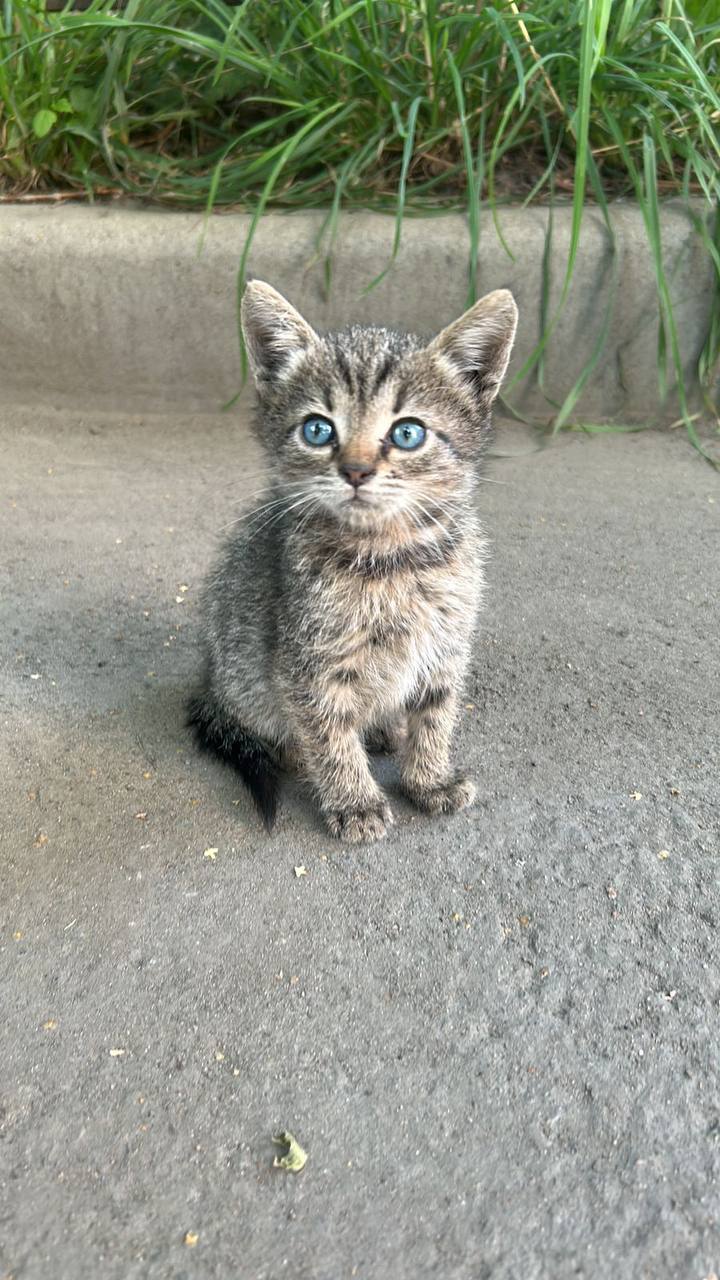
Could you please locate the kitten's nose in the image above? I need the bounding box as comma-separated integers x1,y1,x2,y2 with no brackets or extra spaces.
340,461,375,489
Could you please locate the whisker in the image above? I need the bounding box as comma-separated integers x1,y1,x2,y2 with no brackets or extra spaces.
294,497,323,536
220,487,311,532
410,499,449,537
243,489,309,519
409,490,461,534
250,491,319,538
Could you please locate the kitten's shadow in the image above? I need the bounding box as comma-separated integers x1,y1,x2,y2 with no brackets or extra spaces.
75,675,417,839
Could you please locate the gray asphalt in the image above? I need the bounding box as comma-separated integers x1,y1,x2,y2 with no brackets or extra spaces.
1,404,718,1280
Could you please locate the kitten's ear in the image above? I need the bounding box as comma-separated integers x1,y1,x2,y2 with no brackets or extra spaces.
428,289,518,402
241,280,318,385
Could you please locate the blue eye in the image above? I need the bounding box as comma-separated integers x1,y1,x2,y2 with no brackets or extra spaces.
302,415,334,447
390,420,426,451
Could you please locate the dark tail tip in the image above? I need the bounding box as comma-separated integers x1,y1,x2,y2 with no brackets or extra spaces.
187,693,279,831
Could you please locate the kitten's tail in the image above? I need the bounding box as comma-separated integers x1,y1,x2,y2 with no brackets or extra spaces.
187,692,279,831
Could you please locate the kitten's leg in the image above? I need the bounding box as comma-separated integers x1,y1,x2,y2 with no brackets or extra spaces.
290,710,393,843
400,680,475,815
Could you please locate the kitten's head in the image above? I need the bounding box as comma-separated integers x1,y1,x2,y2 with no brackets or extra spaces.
241,280,518,531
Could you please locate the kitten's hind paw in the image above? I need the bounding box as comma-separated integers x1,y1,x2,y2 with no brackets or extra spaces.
326,802,394,844
403,776,476,815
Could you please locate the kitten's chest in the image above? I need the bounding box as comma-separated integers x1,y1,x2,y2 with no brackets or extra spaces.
317,555,479,701
285,526,482,709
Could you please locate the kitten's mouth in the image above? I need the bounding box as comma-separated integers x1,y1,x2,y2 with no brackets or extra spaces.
342,490,374,507
332,491,385,525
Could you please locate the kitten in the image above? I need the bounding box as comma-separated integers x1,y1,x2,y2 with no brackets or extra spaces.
188,281,518,843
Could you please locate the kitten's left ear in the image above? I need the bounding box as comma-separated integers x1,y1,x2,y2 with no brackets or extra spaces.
428,289,518,402
241,280,318,385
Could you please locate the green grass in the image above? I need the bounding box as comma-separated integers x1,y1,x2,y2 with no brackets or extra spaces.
1,0,719,447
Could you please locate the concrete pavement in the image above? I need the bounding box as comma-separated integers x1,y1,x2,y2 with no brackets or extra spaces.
1,404,718,1279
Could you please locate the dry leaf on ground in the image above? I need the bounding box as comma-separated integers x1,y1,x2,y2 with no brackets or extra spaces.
272,1131,308,1173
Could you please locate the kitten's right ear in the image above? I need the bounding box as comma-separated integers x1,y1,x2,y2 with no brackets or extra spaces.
241,280,318,385
428,289,518,403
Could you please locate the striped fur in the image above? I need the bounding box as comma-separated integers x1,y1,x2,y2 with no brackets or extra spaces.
189,282,518,841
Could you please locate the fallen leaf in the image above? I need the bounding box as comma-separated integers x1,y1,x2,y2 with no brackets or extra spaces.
42,1019,57,1031
518,915,531,928
142,771,152,780
670,787,680,796
294,865,308,877
272,1131,308,1173
183,1232,199,1247
203,848,218,861
34,832,48,847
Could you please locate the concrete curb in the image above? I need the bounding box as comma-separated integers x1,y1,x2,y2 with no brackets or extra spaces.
1,201,716,420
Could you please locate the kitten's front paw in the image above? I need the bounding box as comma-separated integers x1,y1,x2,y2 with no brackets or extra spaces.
403,776,476,815
326,802,394,844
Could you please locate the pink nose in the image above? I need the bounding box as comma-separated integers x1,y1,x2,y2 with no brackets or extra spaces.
340,462,375,488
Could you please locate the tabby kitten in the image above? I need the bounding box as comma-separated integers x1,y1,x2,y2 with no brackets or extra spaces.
188,281,518,843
